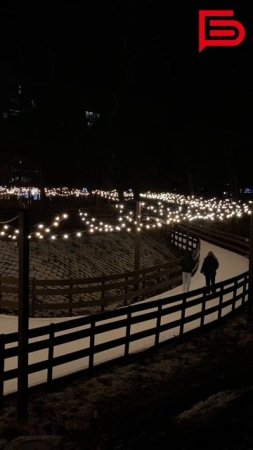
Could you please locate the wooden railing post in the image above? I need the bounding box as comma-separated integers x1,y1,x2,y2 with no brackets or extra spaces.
179,295,187,337
124,310,131,357
89,319,95,369
47,324,55,385
218,285,224,320
155,304,162,346
200,294,206,327
18,209,30,420
134,199,141,271
232,279,238,312
243,274,248,305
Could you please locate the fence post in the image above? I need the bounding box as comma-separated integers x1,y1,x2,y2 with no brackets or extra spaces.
124,310,131,357
155,304,162,346
218,285,224,320
89,319,95,369
179,295,187,337
18,209,30,420
0,335,5,408
232,279,238,312
243,274,248,305
134,198,141,272
200,294,206,327
47,324,54,385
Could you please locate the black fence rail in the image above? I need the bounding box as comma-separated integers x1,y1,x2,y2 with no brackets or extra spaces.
0,228,200,316
179,223,249,256
0,269,248,402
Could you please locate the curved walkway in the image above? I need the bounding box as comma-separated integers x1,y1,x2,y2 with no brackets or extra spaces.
146,239,248,301
0,239,249,395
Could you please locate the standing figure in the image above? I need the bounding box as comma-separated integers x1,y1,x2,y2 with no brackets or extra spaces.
181,250,195,293
201,251,219,293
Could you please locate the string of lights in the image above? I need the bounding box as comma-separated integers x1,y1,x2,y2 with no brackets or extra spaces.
0,186,89,199
0,189,251,241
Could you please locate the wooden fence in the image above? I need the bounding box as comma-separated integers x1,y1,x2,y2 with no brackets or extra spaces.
0,269,248,402
0,228,200,317
179,223,249,256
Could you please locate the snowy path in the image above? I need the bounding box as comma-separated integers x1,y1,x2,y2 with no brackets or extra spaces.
0,239,249,395
145,239,248,301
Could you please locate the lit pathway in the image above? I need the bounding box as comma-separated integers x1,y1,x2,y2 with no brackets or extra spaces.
146,239,248,301
0,240,249,395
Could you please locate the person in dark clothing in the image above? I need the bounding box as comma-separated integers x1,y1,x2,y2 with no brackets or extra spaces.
181,250,195,293
201,251,219,293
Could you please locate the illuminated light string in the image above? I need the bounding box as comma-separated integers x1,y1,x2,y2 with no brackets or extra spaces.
0,186,133,202
0,189,252,240
2,207,163,241
2,213,72,241
0,186,89,199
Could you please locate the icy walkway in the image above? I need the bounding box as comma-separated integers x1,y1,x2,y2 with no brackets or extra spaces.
0,239,249,395
146,239,248,301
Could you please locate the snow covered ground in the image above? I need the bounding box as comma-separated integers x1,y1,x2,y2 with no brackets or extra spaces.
146,239,248,301
0,239,249,396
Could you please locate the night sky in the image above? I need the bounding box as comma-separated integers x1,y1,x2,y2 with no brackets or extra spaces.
0,0,252,193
